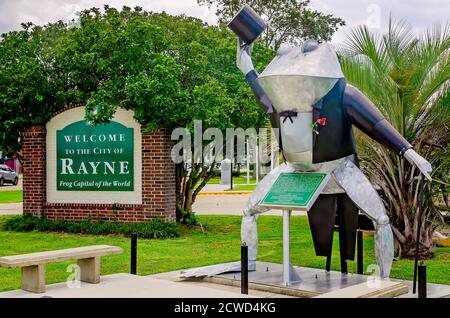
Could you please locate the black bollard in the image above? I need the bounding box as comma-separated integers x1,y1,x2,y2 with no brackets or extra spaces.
131,232,137,275
357,230,363,274
418,263,427,298
241,243,248,295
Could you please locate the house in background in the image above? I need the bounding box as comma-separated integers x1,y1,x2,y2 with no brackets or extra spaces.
0,151,22,174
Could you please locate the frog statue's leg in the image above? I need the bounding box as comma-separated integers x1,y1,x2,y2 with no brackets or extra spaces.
333,158,394,278
180,163,295,278
241,163,296,270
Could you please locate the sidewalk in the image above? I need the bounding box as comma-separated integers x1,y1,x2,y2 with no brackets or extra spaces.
0,273,257,298
0,203,22,215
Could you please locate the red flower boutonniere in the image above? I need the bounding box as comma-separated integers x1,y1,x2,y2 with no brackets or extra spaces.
316,117,327,126
312,117,327,135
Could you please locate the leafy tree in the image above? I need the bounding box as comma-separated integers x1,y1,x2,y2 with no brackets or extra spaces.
340,20,450,259
198,0,345,49
0,6,273,220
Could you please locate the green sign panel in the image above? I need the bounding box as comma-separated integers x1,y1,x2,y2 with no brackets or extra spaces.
57,120,134,191
260,172,329,211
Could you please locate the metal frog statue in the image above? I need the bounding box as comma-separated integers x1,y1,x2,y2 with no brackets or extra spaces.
181,7,432,280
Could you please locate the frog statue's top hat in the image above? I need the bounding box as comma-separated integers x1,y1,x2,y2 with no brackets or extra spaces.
228,5,267,45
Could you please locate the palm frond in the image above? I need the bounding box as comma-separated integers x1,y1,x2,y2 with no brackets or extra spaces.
341,18,450,259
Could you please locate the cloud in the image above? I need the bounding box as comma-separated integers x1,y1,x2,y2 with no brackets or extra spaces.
0,0,447,44
0,0,218,34
310,0,450,43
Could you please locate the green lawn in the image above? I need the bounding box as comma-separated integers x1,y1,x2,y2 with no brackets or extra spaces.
0,215,448,292
226,184,257,191
0,190,23,204
207,176,256,185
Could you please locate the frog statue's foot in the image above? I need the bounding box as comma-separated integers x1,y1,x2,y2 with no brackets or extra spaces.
179,261,256,278
179,215,259,278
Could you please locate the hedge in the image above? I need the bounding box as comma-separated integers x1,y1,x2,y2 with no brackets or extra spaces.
2,215,180,239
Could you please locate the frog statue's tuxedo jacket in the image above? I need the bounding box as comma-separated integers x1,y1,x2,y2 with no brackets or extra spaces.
245,70,411,264
246,71,412,162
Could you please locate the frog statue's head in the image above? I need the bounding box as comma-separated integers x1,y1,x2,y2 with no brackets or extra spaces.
257,40,344,113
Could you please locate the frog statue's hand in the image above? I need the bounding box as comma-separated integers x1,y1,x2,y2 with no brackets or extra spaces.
236,39,254,75
403,149,433,181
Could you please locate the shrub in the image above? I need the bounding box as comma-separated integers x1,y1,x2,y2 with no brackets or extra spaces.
2,215,179,239
176,209,199,225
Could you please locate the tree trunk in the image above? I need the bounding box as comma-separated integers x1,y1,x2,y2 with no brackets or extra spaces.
183,188,194,212
175,161,216,223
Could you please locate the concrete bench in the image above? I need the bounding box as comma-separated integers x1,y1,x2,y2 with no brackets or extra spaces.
0,245,123,293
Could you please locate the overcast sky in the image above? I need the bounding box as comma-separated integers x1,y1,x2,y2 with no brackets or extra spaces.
0,0,448,44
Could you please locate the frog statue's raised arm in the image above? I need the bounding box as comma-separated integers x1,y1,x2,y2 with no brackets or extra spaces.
236,39,431,279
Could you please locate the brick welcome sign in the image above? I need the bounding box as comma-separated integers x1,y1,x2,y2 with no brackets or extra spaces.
56,120,134,191
22,105,176,223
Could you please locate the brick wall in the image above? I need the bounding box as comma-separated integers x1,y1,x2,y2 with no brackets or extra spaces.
21,122,176,223
22,126,46,217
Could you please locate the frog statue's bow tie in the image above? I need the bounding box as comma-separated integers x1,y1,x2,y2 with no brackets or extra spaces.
280,110,298,124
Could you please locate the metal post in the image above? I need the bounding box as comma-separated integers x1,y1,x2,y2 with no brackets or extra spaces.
246,139,250,185
283,210,291,286
241,243,248,295
357,230,363,274
270,145,274,172
230,162,233,190
130,232,137,275
255,144,259,184
418,263,427,298
413,176,425,294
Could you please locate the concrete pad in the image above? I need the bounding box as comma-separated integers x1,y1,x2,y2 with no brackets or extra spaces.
0,273,256,298
206,262,450,298
314,280,408,298
149,270,295,298
396,280,450,298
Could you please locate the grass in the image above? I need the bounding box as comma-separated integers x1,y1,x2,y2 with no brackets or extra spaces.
0,190,23,204
207,176,256,185
0,215,448,292
226,184,256,191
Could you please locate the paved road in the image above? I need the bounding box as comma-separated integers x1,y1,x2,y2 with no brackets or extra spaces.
193,194,306,216
0,175,22,191
0,203,22,215
0,176,23,215
0,197,305,217
0,179,307,216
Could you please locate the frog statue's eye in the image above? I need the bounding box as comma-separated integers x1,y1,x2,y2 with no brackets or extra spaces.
276,43,294,56
300,39,319,53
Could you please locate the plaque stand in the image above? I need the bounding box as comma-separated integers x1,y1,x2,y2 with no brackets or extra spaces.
283,210,301,286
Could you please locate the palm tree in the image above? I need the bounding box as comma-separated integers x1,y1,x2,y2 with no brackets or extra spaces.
339,20,449,259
